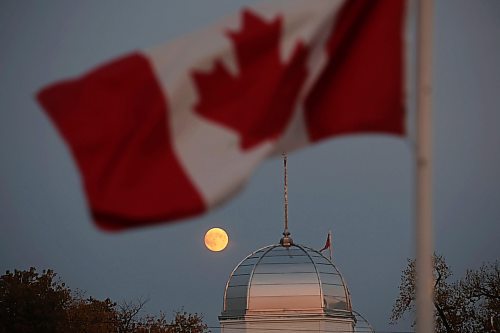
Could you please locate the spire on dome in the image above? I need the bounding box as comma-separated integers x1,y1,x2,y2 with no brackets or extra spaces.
280,152,293,247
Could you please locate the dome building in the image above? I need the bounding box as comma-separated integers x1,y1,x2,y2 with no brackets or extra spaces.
218,155,375,332
219,241,374,333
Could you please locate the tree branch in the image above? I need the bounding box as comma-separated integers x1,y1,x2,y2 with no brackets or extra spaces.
433,270,453,333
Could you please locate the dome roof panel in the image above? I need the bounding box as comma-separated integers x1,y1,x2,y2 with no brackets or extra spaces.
323,283,348,298
319,272,345,286
258,255,311,264
253,262,316,274
227,274,251,287
226,285,247,298
261,246,303,254
249,295,322,310
250,283,321,297
325,295,349,311
225,297,246,313
221,244,352,318
354,311,375,332
232,264,254,275
251,272,319,285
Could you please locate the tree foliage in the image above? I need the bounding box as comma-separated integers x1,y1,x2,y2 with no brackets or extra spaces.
391,255,500,332
137,310,210,333
166,310,210,333
66,297,118,333
0,267,209,333
0,267,72,333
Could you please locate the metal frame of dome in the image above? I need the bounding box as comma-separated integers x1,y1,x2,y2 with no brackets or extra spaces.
353,311,375,332
221,243,353,320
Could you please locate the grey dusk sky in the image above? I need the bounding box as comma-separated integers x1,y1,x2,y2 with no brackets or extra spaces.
1,1,499,332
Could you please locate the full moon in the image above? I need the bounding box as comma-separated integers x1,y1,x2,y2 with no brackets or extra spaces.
204,228,229,252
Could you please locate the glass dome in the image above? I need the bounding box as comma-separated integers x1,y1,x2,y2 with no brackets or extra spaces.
221,243,352,318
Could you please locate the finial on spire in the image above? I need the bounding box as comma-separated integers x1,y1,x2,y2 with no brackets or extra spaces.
280,152,293,247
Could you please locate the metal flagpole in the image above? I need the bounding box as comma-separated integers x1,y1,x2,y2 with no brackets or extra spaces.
280,152,293,247
415,0,434,332
283,152,289,235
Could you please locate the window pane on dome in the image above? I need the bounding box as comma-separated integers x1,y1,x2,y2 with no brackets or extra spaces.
253,262,316,274
240,257,260,266
322,283,347,298
233,264,254,275
267,248,305,256
249,295,321,310
309,252,327,258
225,296,246,311
354,312,374,332
250,283,320,297
324,295,349,310
226,285,248,299
319,272,344,286
229,274,251,287
311,256,332,265
252,248,271,255
316,263,340,274
259,256,311,264
252,272,319,285
245,255,259,260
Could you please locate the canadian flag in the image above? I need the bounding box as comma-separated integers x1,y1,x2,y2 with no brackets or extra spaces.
38,0,406,230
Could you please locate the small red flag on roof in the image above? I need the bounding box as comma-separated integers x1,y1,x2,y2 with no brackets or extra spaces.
320,231,333,259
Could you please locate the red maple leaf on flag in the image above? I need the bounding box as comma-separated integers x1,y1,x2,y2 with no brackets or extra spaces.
192,9,309,150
